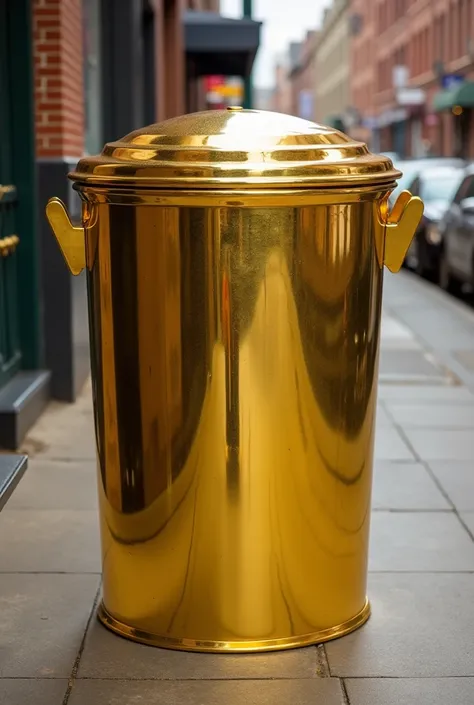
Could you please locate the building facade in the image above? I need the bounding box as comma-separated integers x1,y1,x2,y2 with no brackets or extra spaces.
0,0,260,448
348,0,377,145
271,56,292,115
313,0,350,129
287,32,317,120
349,0,474,158
0,0,46,448
35,0,190,416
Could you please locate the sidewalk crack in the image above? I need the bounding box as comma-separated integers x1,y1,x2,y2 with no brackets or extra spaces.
340,678,351,704
62,584,101,705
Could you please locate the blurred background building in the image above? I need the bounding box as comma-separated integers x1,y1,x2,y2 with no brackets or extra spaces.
289,32,318,120
270,0,474,161
313,0,349,129
270,55,292,115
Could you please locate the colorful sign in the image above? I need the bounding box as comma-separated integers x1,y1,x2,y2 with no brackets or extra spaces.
441,74,464,90
205,76,244,108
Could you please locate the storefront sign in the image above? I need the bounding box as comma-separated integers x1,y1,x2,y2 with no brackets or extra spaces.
396,88,426,106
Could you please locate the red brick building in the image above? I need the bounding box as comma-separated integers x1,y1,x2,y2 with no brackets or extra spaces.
348,0,474,158
271,60,292,115
348,0,377,145
34,0,193,408
288,32,317,120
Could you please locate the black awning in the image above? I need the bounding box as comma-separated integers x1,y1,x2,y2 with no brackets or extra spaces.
184,11,261,77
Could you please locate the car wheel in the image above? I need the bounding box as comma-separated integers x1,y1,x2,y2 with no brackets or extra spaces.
439,247,461,294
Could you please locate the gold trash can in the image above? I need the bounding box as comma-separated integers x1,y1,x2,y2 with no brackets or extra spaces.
46,109,423,653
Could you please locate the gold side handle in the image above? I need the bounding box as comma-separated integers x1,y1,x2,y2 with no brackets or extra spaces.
384,190,424,273
0,234,20,257
46,197,85,276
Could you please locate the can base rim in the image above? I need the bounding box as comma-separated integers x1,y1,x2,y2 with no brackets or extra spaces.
97,598,370,653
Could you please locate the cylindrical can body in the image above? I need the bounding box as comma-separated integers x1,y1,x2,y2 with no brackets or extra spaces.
85,195,383,651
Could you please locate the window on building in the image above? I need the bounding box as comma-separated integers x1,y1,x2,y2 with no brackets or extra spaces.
443,11,449,63
434,17,440,63
83,0,103,155
427,24,433,73
438,15,445,63
414,32,419,76
468,2,473,50
450,3,456,61
426,27,430,70
459,0,465,56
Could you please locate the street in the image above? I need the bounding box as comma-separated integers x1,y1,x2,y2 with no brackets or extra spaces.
0,270,473,704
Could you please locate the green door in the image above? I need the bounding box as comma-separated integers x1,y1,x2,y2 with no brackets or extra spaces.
0,0,22,387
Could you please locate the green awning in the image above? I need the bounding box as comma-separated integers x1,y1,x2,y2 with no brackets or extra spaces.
324,115,345,131
433,81,474,112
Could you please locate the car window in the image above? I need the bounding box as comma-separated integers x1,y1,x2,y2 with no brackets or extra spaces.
464,178,474,200
419,172,464,204
454,176,474,204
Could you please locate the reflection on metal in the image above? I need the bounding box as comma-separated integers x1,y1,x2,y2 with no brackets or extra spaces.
46,110,423,652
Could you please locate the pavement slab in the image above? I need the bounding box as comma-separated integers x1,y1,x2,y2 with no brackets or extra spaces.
6,459,98,511
325,573,474,677
0,573,99,678
403,429,474,461
374,427,415,461
428,462,474,512
78,620,327,680
345,677,474,705
371,461,449,511
386,403,474,428
68,678,346,705
0,679,68,705
369,512,474,572
0,509,101,573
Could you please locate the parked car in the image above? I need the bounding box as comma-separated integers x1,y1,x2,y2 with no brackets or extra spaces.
389,157,466,208
438,164,474,292
403,165,466,278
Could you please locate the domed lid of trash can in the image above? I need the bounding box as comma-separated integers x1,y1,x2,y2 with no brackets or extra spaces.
70,108,401,190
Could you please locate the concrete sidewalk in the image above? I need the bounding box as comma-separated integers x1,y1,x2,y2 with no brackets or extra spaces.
2,271,474,704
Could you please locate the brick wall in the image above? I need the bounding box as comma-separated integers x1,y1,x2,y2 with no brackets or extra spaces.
34,0,84,158
371,0,474,158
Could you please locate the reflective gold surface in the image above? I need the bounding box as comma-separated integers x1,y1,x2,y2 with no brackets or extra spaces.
88,199,386,651
46,109,423,652
70,109,401,190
